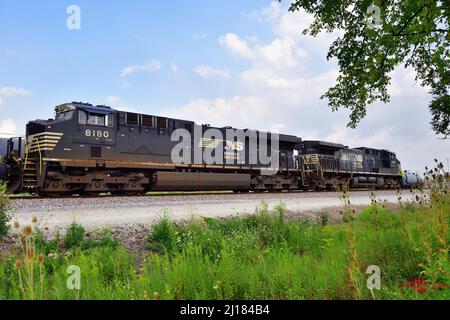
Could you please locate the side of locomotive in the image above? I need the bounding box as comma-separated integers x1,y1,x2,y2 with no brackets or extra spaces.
12,102,303,195
298,140,403,190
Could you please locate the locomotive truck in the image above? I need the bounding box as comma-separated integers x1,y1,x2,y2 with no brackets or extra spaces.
0,102,404,196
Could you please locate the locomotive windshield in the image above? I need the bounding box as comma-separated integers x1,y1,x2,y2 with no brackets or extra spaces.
55,110,74,121
55,104,75,121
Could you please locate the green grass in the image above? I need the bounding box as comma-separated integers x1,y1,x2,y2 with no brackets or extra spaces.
0,182,11,239
0,188,449,300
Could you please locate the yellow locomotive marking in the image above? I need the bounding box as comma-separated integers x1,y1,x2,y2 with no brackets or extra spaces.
27,132,63,153
41,157,266,171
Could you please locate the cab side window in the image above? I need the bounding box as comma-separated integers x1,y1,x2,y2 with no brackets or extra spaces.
88,114,105,126
79,110,88,125
78,110,113,127
106,114,113,127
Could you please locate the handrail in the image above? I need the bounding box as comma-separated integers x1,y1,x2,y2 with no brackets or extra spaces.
23,140,29,171
22,137,42,176
36,138,42,176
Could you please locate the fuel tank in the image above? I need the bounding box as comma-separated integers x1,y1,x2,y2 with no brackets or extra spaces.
151,171,251,191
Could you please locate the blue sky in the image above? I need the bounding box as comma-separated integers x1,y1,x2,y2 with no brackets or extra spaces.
0,0,281,114
0,0,448,171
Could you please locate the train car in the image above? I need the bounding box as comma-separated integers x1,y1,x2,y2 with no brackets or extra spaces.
0,138,8,182
0,102,404,195
0,136,24,193
401,171,423,189
298,141,402,190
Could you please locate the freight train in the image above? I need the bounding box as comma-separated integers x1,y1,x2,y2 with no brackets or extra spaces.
0,102,405,196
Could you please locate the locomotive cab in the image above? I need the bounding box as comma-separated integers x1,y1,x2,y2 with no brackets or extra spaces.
21,102,116,193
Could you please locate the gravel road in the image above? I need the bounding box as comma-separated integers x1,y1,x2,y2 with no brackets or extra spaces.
9,190,414,232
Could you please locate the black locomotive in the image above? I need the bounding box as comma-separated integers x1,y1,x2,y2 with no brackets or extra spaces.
0,102,403,195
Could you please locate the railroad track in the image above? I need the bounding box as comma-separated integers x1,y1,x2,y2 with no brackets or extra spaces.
8,188,386,200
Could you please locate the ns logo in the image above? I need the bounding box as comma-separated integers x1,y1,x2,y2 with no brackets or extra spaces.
224,141,244,151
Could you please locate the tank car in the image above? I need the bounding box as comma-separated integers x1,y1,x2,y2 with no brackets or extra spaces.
401,171,423,189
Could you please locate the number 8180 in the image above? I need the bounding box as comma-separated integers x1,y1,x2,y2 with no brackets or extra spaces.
85,129,109,138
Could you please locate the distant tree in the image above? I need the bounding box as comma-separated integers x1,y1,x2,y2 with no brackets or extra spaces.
288,0,449,137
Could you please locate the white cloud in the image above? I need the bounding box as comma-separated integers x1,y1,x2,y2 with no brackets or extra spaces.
194,65,230,79
218,33,255,59
219,33,310,85
163,95,274,130
269,123,287,133
272,6,313,40
101,96,141,113
0,119,18,137
105,96,120,104
259,1,283,23
389,67,429,98
325,125,396,149
171,63,178,73
121,61,162,77
0,86,32,96
0,86,32,111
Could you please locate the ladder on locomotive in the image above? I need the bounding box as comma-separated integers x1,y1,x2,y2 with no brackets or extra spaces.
298,154,323,187
22,137,42,189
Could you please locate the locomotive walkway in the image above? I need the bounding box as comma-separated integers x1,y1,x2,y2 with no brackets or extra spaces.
9,190,417,233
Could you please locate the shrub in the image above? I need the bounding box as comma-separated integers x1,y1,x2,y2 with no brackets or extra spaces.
35,228,61,254
319,211,329,226
0,182,10,239
81,233,119,251
63,223,119,251
63,222,85,249
147,212,176,253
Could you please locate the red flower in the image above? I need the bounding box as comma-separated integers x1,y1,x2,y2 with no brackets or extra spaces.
415,284,426,294
409,277,425,285
433,283,449,290
399,277,450,294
